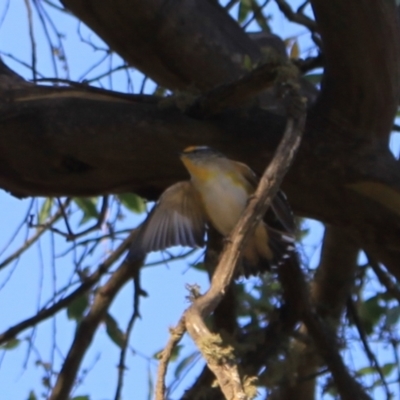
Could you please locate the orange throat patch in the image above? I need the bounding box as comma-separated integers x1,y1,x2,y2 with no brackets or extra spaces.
180,157,214,181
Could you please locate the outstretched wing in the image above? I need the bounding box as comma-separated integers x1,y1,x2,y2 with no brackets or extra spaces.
127,182,206,261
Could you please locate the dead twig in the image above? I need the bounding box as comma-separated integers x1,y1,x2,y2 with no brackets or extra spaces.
155,317,187,400
181,107,305,399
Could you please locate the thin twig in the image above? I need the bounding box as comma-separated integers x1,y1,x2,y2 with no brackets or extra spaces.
0,230,136,346
275,0,317,32
155,318,187,400
23,0,37,80
114,262,145,400
301,302,372,400
224,0,239,11
242,0,270,31
32,0,59,77
0,199,70,271
49,244,143,400
32,196,109,241
56,197,74,237
347,298,391,399
0,197,34,258
369,259,400,304
276,241,371,399
390,337,400,397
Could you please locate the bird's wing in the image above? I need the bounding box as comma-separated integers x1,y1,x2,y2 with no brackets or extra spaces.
269,190,295,233
233,161,295,234
127,181,206,261
232,161,259,189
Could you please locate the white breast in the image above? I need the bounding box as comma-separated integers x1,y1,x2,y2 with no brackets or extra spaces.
194,175,249,236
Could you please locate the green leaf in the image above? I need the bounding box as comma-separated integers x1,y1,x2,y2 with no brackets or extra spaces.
118,193,145,214
242,54,253,72
170,344,182,362
174,351,198,379
385,305,400,326
153,86,167,97
238,0,252,23
357,365,375,376
253,3,269,31
289,40,300,59
73,197,99,223
382,362,396,376
105,313,125,348
358,295,385,333
27,391,37,400
153,345,182,361
1,338,20,350
71,396,90,400
67,294,89,321
38,198,53,224
191,262,206,272
357,363,396,378
147,365,154,400
304,73,323,85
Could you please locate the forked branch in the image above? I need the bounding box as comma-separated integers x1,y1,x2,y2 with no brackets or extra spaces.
155,83,306,399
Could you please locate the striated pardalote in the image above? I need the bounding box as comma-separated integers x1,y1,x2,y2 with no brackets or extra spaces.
127,146,295,275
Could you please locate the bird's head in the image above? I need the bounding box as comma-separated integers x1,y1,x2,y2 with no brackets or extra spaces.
180,146,227,180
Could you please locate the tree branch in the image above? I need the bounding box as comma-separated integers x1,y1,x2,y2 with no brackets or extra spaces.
49,254,143,400
274,244,371,400
182,104,305,398
310,0,400,137
273,226,359,400
275,0,317,32
155,317,187,400
61,0,261,91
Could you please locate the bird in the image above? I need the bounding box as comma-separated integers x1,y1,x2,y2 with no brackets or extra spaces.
127,146,296,276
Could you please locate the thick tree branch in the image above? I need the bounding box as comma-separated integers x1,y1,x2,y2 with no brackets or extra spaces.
0,72,400,276
61,0,400,141
1,65,400,279
310,0,400,138
61,0,261,91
